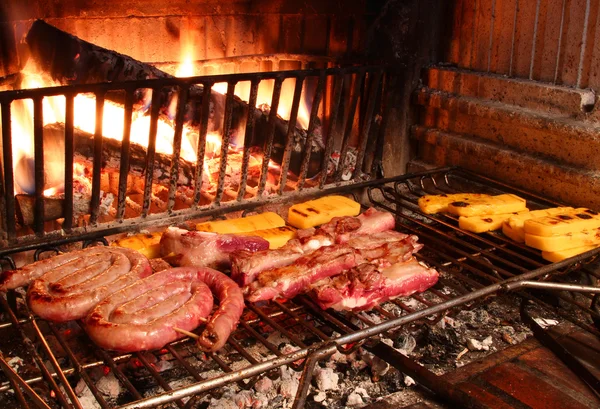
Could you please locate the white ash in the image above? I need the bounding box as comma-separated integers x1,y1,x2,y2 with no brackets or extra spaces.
72,380,102,409
6,356,23,371
314,391,327,402
254,376,274,394
360,351,389,378
267,332,292,347
96,373,121,397
315,367,339,391
278,366,300,399
467,336,493,351
404,375,416,387
534,318,559,329
153,359,174,372
345,391,364,407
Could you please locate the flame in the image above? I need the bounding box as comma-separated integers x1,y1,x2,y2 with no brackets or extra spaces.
6,33,316,201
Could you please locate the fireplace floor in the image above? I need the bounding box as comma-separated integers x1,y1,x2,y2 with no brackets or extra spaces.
372,324,600,409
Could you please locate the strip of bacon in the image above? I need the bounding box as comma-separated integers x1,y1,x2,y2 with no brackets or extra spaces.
245,235,422,302
310,258,439,311
160,227,269,270
231,208,397,286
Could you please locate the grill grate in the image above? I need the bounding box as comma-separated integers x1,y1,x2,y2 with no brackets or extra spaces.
1,167,599,408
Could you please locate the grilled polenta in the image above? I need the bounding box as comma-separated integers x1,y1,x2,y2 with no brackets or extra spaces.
287,195,361,229
418,193,492,214
447,194,527,217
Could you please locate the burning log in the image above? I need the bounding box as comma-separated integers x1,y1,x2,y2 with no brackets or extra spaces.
25,20,324,177
43,122,196,187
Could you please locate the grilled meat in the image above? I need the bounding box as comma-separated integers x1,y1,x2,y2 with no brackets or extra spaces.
311,258,439,311
160,227,269,270
246,235,422,302
0,247,152,322
85,266,244,353
231,208,397,286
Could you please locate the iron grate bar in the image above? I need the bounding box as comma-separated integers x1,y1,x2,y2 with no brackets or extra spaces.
168,86,189,213
257,77,283,196
215,82,236,205
141,87,161,218
237,80,259,201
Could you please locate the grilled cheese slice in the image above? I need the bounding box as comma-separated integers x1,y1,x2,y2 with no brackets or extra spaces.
523,208,600,237
447,194,527,217
542,245,600,262
287,195,361,228
459,211,528,233
525,228,600,252
196,212,285,234
112,232,162,259
502,207,575,243
418,193,492,214
236,226,296,249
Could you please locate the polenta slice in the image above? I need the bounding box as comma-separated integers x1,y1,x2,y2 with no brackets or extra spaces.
112,232,163,259
447,194,527,217
502,207,575,243
418,193,492,214
236,226,296,249
523,208,600,237
288,195,360,229
525,227,600,252
459,211,527,233
542,245,600,262
196,212,285,234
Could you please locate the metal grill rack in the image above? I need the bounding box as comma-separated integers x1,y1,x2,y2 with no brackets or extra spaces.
1,167,599,409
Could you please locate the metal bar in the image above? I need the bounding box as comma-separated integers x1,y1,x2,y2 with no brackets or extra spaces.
554,0,568,84
193,82,212,207
508,0,519,77
352,70,382,180
33,98,44,235
168,85,189,213
319,74,344,189
89,92,105,225
1,101,16,239
0,66,382,101
214,82,236,205
291,351,324,409
237,80,259,201
47,323,110,409
529,0,542,80
141,88,161,217
0,296,73,409
297,72,326,190
116,89,134,221
0,352,50,409
504,280,600,293
335,71,365,182
135,352,185,408
257,77,283,196
278,76,305,194
63,95,74,231
576,0,592,88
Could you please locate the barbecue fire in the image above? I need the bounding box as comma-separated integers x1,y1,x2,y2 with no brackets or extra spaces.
4,32,318,230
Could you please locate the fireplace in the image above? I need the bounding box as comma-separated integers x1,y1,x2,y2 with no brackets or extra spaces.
0,1,599,409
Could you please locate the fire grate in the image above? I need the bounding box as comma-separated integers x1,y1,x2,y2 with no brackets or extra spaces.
0,62,387,253
1,167,599,409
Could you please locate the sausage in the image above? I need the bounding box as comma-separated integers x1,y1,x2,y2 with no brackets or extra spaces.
194,267,245,352
83,267,244,353
24,247,152,322
84,267,214,352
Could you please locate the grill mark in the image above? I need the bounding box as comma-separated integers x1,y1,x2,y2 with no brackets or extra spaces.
576,213,592,220
291,209,309,217
451,201,469,207
306,207,320,214
483,218,493,223
557,215,573,220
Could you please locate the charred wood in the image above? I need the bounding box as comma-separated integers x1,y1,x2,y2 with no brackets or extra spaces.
26,20,324,177
43,122,195,187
